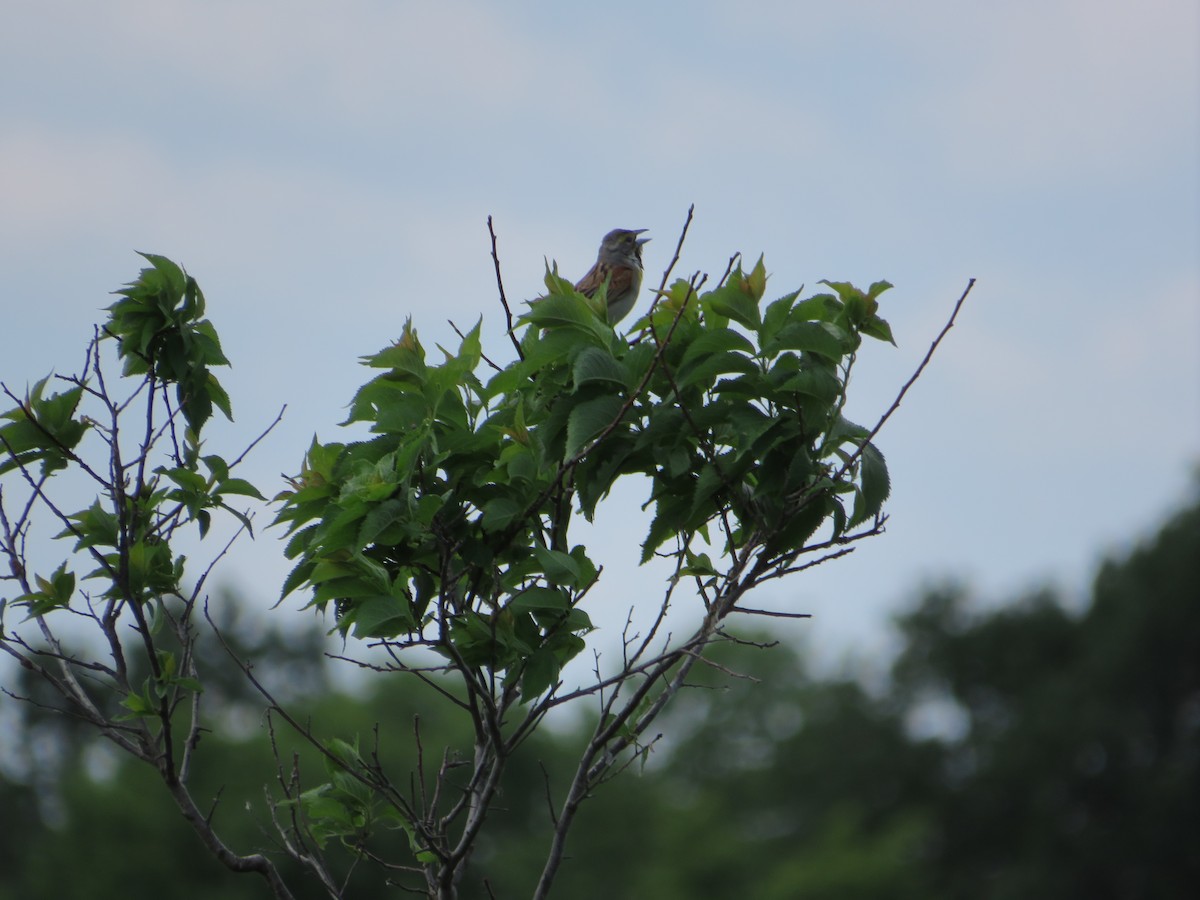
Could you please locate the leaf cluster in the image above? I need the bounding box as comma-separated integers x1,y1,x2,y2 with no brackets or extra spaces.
0,254,286,894
275,258,896,701
1,256,264,621
0,243,936,900
0,376,89,478
106,252,232,433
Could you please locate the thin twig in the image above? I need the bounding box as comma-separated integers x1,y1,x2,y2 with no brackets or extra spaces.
653,203,695,300
487,215,524,361
227,404,287,470
717,252,742,288
817,278,976,492
729,606,812,619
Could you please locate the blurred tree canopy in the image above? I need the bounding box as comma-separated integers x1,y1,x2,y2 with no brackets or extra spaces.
2,492,1196,899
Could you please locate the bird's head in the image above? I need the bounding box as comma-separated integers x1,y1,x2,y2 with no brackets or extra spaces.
599,228,650,267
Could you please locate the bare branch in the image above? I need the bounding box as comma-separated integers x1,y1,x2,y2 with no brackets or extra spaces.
652,202,695,300
227,403,287,470
486,215,524,361
729,606,813,619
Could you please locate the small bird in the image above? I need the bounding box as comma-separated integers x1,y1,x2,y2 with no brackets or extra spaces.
574,228,650,325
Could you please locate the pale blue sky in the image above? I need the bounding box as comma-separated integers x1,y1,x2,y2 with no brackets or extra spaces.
2,1,1197,666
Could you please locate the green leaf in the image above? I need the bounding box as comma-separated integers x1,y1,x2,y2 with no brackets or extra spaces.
358,498,409,545
452,317,483,371
641,487,693,563
818,280,862,302
138,252,187,299
760,290,802,343
162,466,208,494
678,328,755,372
866,279,894,299
862,315,897,345
826,415,871,447
564,394,625,458
17,561,76,618
348,595,415,638
746,254,768,301
509,586,570,613
520,649,560,699
792,294,839,321
572,346,628,390
561,608,593,633
301,791,356,838
58,500,120,550
48,562,75,606
567,545,599,587
773,365,843,411
770,494,834,555
690,463,727,519
532,545,582,586
0,379,89,475
192,320,230,366
309,559,361,586
201,454,230,481
324,737,364,770
364,319,427,377
675,350,757,393
852,440,891,526
117,686,157,720
0,420,48,476
157,649,177,680
481,496,524,533
205,372,234,421
280,558,317,600
767,321,847,361
704,280,762,330
33,382,84,433
680,550,718,578
521,293,606,337
216,477,265,500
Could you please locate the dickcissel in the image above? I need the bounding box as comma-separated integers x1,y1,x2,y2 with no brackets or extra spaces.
574,228,650,325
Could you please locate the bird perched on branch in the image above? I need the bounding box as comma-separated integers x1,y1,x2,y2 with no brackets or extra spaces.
574,228,650,325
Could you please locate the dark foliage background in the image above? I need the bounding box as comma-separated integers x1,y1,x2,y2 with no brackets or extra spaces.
2,492,1196,899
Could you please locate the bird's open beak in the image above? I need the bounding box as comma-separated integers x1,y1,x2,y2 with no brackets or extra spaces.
633,229,650,246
